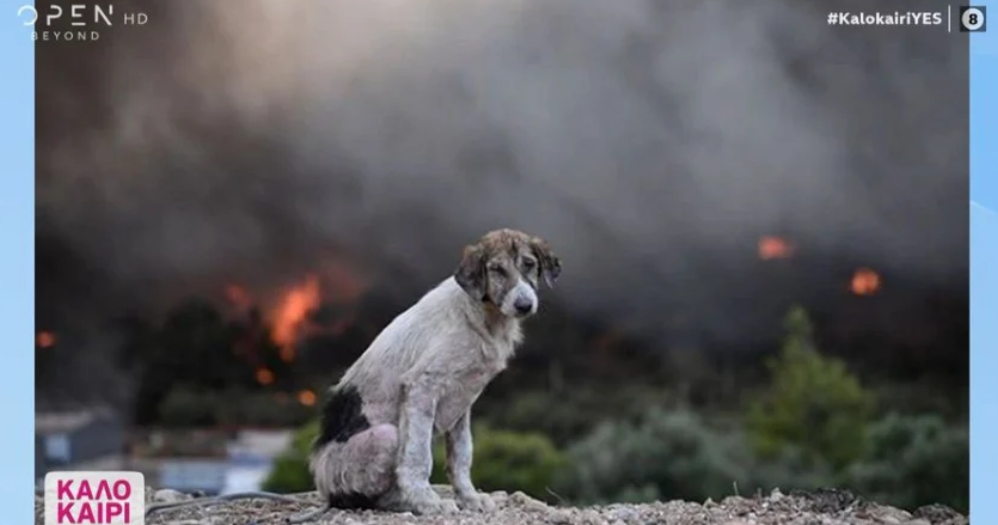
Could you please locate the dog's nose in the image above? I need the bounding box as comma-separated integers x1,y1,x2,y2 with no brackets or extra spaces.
514,297,533,315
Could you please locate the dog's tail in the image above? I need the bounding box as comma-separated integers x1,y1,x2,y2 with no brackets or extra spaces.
307,440,336,498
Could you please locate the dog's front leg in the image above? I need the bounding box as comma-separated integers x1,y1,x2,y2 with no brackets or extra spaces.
446,410,496,512
394,383,458,515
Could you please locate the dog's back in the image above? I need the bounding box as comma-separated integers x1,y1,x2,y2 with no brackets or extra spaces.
337,278,469,408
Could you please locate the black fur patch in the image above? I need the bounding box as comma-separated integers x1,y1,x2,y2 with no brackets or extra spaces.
328,492,378,510
313,385,371,450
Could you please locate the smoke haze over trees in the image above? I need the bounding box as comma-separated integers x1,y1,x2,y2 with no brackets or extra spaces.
36,0,967,412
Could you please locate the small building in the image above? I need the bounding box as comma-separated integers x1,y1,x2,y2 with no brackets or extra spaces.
35,406,127,480
158,458,229,495
146,429,293,495
222,429,293,494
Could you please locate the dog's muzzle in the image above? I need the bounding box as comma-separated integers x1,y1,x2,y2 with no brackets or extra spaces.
504,280,538,318
513,296,533,315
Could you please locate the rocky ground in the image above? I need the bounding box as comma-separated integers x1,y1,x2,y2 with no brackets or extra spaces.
36,486,968,525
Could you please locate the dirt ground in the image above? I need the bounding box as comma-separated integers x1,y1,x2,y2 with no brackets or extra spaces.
36,486,968,525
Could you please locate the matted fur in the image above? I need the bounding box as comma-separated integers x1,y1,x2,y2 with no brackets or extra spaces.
309,229,561,515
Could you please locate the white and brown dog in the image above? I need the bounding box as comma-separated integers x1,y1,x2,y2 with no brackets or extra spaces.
308,229,561,515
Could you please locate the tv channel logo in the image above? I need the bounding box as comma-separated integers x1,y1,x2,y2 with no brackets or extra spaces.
44,471,145,524
960,6,987,32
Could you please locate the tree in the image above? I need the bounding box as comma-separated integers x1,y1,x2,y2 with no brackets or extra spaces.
746,306,875,470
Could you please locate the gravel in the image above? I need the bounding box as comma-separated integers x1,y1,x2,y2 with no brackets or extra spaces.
35,486,968,525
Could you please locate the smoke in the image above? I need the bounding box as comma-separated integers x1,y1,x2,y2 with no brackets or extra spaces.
37,0,967,343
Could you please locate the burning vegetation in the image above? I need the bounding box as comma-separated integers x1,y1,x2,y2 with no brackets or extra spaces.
37,331,57,348
269,274,322,362
758,236,795,260
297,389,317,406
757,236,882,297
255,368,275,386
850,268,881,296
34,231,964,430
220,265,368,364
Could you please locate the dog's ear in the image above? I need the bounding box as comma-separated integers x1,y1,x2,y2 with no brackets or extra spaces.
530,237,561,288
454,243,487,300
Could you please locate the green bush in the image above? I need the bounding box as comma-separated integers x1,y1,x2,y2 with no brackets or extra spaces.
262,420,319,493
845,413,968,513
556,403,886,506
430,424,566,501
555,407,755,504
262,420,566,499
482,386,668,447
746,306,875,470
485,390,605,447
747,445,837,495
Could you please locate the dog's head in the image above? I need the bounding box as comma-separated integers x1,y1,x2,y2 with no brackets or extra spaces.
454,229,561,319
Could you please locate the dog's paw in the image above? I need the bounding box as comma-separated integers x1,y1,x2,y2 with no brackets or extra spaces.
399,490,458,515
457,492,497,513
412,497,458,515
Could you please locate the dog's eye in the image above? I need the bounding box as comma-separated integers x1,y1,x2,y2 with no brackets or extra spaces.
522,259,536,269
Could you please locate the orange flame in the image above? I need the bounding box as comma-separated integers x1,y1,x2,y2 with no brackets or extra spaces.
297,389,317,406
271,275,322,361
37,331,57,348
255,368,274,386
758,236,794,260
851,268,881,296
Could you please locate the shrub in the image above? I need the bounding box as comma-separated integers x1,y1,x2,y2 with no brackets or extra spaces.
430,424,566,501
555,407,754,504
556,405,849,506
263,420,566,500
482,385,668,447
746,306,875,470
261,420,319,493
747,445,837,495
845,413,968,513
485,390,603,447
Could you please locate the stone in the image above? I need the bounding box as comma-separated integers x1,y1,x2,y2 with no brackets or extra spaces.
153,488,192,503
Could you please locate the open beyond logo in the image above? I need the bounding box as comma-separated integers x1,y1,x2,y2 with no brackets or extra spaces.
44,471,145,525
17,3,148,42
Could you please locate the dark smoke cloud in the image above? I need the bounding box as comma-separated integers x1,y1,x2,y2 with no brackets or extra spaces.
37,0,967,348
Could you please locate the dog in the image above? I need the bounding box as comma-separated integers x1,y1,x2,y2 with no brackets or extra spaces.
308,228,561,515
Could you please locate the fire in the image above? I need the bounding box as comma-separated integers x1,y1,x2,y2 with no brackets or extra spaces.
297,389,317,406
851,268,881,295
270,275,322,362
255,368,274,386
37,331,57,348
758,236,794,260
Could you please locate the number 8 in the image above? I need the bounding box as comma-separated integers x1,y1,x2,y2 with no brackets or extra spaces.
963,7,985,31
